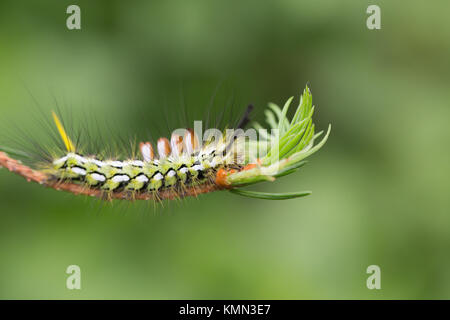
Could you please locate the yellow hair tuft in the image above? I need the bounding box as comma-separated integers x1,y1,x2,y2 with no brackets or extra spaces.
52,111,75,152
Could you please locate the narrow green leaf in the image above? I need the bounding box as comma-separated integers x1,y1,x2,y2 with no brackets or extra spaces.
277,96,293,134
279,119,310,158
264,121,305,161
230,188,312,200
292,86,312,125
273,160,308,177
289,124,331,163
253,121,271,140
290,123,314,156
264,109,278,129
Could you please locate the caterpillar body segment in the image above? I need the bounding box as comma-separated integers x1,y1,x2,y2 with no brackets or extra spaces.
0,86,330,201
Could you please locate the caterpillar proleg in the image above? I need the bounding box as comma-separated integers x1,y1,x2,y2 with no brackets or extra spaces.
0,86,330,201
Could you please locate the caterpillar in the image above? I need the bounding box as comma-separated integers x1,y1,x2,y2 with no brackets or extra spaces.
0,86,330,201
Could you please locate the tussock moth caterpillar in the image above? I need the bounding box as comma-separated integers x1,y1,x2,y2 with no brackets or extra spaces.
0,86,330,202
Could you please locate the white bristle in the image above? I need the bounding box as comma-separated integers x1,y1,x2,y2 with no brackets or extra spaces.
71,167,86,175
111,175,130,183
135,175,149,183
140,144,153,162
153,173,164,181
167,170,176,177
91,173,106,182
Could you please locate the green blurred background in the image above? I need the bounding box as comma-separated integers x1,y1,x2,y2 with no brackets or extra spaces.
1,0,450,299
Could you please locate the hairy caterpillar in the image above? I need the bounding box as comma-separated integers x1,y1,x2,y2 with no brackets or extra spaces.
0,86,330,201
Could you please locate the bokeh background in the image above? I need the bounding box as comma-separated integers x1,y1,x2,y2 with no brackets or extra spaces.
0,0,449,299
